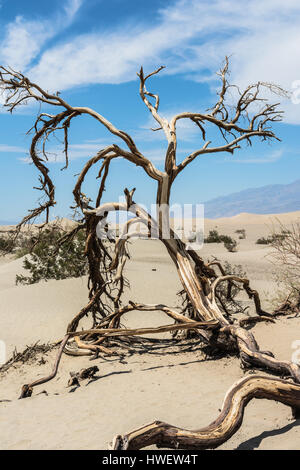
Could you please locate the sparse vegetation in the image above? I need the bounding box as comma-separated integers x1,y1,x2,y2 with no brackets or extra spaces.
223,236,238,252
16,226,88,285
0,342,57,374
204,230,238,252
235,229,246,239
0,235,14,252
256,231,289,245
268,221,300,308
204,229,223,243
256,236,270,245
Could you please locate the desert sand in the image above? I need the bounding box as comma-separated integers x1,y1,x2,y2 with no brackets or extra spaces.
0,211,300,450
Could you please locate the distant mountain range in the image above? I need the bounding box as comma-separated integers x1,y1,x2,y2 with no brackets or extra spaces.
1,180,300,224
0,220,18,226
203,179,300,218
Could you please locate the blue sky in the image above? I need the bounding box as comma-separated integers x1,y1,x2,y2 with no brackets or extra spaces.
0,0,300,222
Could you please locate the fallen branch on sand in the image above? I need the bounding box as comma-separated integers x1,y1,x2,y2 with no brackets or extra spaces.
18,321,217,396
19,335,70,399
67,366,99,387
111,375,300,450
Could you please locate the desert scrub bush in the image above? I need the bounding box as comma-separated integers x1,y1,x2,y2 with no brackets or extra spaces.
0,235,14,253
256,232,289,245
16,226,88,285
14,234,38,258
222,236,238,252
235,229,246,239
256,236,270,245
204,229,223,243
204,230,238,252
267,221,300,308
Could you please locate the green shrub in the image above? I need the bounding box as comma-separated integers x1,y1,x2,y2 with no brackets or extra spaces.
0,235,14,252
235,229,246,239
204,230,238,252
256,236,270,245
222,236,238,252
256,232,288,245
16,226,88,285
204,230,223,243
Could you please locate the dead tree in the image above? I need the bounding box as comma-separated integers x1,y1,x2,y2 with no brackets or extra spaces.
1,58,300,449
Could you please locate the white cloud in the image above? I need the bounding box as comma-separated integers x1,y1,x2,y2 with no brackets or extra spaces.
18,0,299,124
18,139,188,164
225,149,284,164
0,0,83,71
0,17,52,71
18,139,120,164
63,0,83,19
16,133,284,167
0,144,26,153
1,0,299,125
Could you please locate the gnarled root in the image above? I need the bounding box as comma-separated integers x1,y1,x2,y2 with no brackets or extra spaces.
111,375,300,450
222,325,300,383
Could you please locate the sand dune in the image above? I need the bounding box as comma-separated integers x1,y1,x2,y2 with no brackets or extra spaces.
0,213,300,450
206,210,300,224
0,217,78,234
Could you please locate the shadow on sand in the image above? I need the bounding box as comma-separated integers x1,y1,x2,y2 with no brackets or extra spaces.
236,420,300,449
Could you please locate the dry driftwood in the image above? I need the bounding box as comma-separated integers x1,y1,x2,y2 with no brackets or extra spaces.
19,335,70,399
67,366,99,387
111,375,300,450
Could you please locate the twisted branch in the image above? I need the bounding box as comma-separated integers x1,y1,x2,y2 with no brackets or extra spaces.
111,375,300,450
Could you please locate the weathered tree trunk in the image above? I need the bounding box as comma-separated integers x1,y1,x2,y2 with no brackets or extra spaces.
154,174,300,383
156,175,229,326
